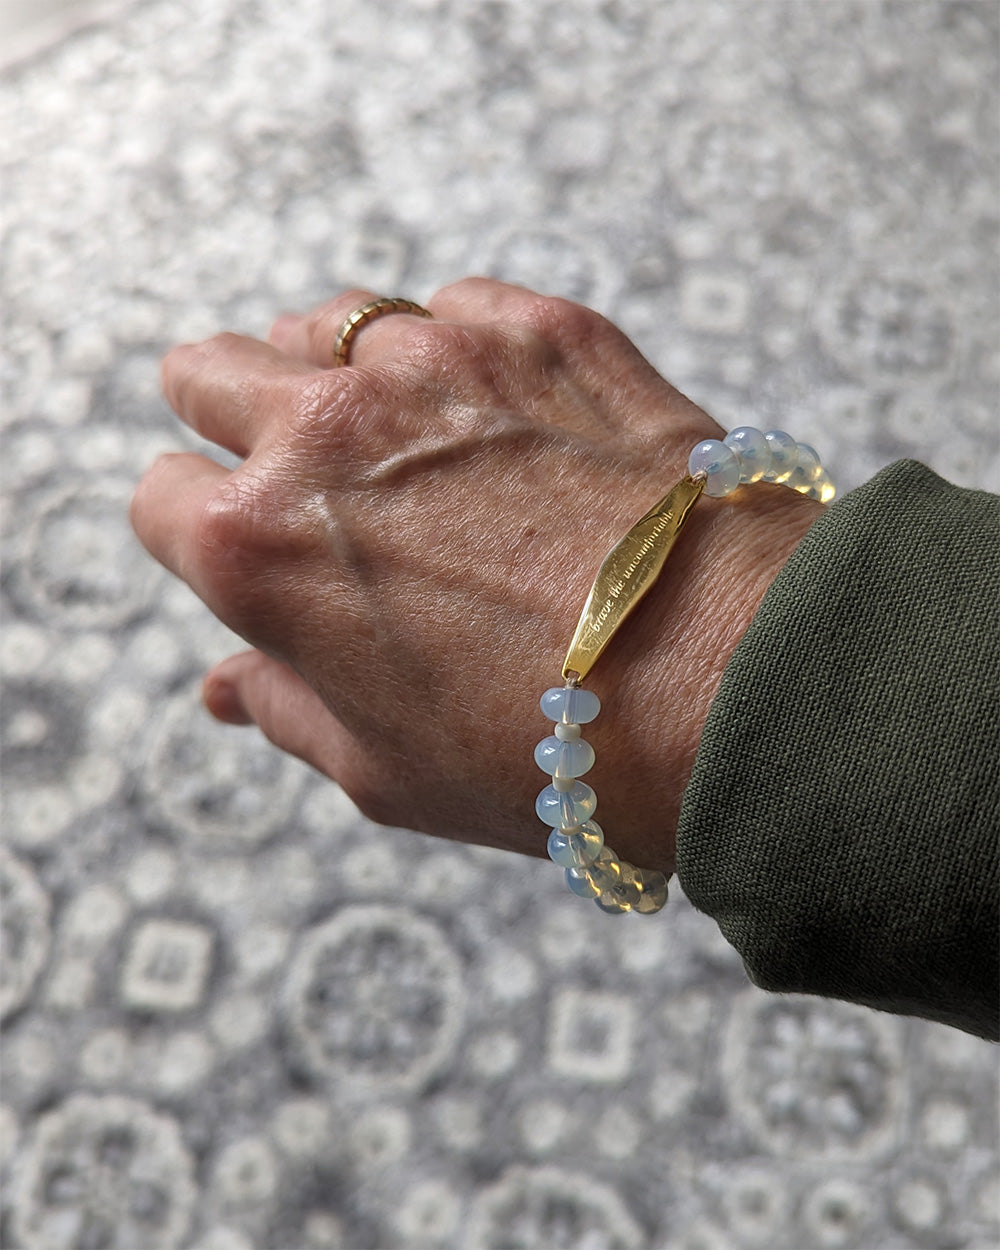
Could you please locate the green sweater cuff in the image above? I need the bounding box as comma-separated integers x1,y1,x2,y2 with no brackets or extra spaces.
677,461,999,1040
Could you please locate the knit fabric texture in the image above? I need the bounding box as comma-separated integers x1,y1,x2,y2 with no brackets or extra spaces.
677,461,999,1040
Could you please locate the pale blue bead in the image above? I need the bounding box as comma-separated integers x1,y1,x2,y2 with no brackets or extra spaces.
588,846,623,892
595,873,642,912
547,820,604,867
565,866,601,898
723,426,772,483
594,893,631,913
535,781,597,828
634,869,670,914
539,687,600,725
762,430,798,482
789,442,822,488
534,735,595,778
814,470,836,504
688,439,741,497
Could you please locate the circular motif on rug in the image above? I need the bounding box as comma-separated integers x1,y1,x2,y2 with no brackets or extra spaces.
0,849,52,1019
798,1177,873,1249
8,1094,197,1250
722,991,902,1159
285,905,464,1093
12,480,162,630
466,1164,644,1249
143,686,307,848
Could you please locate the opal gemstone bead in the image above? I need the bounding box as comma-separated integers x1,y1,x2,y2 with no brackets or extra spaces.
535,781,597,828
587,846,622,891
788,442,823,491
540,687,601,725
547,821,604,867
534,735,596,779
595,860,642,912
815,472,836,504
565,845,621,898
596,886,643,914
762,430,798,482
687,439,741,497
724,426,771,482
633,869,669,914
595,895,629,914
565,865,602,898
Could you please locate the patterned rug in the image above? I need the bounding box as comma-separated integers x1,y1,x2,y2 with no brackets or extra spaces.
1,3,997,1248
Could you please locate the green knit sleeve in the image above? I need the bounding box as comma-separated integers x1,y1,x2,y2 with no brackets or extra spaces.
676,461,999,1040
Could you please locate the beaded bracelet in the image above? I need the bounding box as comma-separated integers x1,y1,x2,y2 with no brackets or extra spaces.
534,426,834,916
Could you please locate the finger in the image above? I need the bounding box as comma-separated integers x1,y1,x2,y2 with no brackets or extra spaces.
203,649,361,783
268,313,303,350
427,276,546,323
130,451,229,597
427,276,626,358
431,276,721,442
161,332,317,456
275,289,438,370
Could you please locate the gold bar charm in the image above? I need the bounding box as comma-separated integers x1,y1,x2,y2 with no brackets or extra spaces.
562,475,705,682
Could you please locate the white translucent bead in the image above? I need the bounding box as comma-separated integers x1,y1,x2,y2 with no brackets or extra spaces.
762,430,798,482
588,846,622,892
595,862,641,913
547,821,604,867
723,426,771,483
554,723,582,742
534,735,595,779
564,843,621,899
789,442,823,490
540,687,601,725
565,865,602,898
536,781,597,828
594,892,633,914
633,869,669,914
553,776,576,793
805,472,836,504
688,439,741,497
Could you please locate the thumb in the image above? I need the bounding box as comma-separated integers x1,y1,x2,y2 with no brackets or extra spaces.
202,649,352,780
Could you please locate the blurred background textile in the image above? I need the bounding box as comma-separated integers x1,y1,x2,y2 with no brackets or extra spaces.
1,2,997,1248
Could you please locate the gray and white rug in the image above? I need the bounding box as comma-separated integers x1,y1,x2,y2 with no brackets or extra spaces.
1,3,997,1248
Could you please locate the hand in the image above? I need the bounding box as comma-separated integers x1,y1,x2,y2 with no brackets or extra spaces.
131,278,820,871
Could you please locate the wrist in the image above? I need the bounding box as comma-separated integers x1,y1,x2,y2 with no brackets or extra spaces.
576,483,823,875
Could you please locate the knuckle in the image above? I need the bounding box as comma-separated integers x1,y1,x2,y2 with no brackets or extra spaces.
195,481,259,579
285,372,376,455
166,334,243,408
193,476,296,609
400,324,524,404
520,294,608,350
395,321,484,372
187,332,242,375
430,275,494,304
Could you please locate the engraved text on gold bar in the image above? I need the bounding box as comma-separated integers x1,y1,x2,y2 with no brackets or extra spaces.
562,475,705,681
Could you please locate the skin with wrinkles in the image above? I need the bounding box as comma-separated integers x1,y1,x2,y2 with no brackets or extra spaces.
131,278,820,872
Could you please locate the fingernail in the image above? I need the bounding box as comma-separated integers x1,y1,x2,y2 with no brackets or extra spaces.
204,678,252,725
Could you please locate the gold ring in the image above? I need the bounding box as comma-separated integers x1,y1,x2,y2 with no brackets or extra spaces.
332,297,433,367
